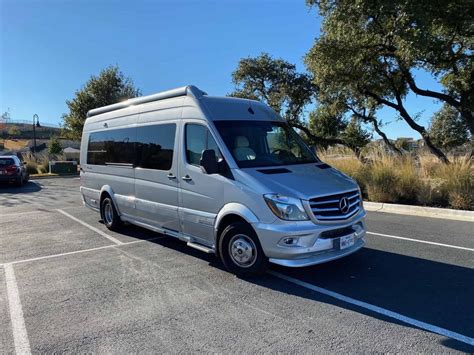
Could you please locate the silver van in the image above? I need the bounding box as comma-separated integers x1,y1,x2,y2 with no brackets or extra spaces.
80,86,366,275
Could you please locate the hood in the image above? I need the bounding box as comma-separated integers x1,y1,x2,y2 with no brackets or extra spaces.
236,163,359,200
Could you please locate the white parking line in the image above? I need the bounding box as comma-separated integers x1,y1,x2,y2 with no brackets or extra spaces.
270,271,474,347
4,264,32,355
367,231,474,252
56,209,123,245
0,237,164,267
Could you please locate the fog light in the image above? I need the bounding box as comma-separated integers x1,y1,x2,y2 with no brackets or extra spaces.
282,237,297,245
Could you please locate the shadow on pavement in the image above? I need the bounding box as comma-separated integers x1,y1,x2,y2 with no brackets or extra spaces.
0,181,42,195
119,227,473,352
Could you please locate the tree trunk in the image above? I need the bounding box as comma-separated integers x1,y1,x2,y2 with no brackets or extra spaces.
459,105,474,136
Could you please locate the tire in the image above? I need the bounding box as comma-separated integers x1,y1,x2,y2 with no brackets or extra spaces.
101,197,122,231
218,222,268,276
15,177,23,187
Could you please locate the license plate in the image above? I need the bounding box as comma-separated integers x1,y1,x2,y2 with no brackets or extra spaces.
339,235,355,250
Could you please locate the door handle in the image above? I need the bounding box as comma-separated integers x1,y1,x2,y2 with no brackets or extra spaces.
167,173,176,180
182,175,192,181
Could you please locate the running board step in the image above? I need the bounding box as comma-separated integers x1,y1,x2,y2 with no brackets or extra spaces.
187,242,215,254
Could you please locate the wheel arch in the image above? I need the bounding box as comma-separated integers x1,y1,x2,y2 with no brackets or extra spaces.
99,186,121,215
214,203,259,257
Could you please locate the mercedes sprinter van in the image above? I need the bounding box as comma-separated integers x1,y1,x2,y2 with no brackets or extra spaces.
80,86,366,275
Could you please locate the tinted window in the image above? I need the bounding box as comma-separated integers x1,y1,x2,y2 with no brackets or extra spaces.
185,124,221,166
87,128,136,165
0,158,15,167
136,124,176,170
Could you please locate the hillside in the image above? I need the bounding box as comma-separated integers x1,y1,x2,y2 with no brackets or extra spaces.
0,122,62,140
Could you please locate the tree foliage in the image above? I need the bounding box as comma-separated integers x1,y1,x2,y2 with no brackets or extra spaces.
62,66,140,140
7,126,21,137
340,118,372,155
429,105,470,150
230,53,316,125
309,105,346,142
305,0,474,163
48,135,63,155
309,104,371,154
230,53,373,156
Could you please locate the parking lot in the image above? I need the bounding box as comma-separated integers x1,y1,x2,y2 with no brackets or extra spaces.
0,178,473,353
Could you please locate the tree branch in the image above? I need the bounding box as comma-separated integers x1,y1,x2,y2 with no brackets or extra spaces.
290,122,345,146
365,90,450,163
348,106,402,155
399,66,461,108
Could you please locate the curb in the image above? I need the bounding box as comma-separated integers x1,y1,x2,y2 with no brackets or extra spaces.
364,201,474,222
30,174,79,180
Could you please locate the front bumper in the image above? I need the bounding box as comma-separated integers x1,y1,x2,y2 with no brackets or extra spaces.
252,209,366,268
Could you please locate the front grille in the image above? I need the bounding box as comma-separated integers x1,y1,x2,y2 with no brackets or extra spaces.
309,189,361,221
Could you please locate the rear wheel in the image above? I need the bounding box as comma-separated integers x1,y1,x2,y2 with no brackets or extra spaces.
219,222,268,276
15,177,23,187
101,197,122,231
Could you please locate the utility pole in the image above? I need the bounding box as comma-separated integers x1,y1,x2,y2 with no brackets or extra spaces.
33,114,40,160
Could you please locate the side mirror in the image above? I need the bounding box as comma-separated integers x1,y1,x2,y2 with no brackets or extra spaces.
200,149,218,174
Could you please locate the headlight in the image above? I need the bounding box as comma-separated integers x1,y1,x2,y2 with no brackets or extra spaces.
358,186,364,208
263,194,309,221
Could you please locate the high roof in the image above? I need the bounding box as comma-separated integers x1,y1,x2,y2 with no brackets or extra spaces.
86,85,207,118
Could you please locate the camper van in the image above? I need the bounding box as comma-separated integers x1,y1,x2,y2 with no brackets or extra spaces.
80,86,366,275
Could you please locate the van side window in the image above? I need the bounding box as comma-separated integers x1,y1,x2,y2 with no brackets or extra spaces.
136,124,176,170
185,124,222,166
87,128,136,165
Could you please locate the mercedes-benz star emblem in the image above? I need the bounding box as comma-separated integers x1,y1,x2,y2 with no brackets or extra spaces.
339,197,350,214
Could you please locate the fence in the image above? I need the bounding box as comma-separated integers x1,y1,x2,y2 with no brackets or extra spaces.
1,119,61,128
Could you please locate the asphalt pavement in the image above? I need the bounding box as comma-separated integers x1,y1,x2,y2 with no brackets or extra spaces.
0,178,473,353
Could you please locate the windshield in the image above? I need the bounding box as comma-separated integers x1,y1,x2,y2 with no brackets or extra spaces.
213,120,318,168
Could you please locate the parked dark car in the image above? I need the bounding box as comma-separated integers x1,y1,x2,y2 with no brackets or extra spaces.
0,155,29,186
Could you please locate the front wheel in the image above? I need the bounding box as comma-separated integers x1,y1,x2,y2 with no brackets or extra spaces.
101,197,122,231
219,222,268,276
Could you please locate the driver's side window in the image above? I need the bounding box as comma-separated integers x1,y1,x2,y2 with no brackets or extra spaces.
185,124,222,166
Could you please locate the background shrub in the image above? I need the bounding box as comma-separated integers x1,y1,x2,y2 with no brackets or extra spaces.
434,156,473,210
319,147,473,210
366,163,399,202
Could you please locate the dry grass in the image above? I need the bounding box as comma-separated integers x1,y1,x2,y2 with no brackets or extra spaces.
21,152,39,174
1,139,30,151
432,155,473,210
320,147,473,210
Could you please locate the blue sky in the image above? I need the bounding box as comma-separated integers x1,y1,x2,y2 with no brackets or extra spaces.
1,0,442,139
